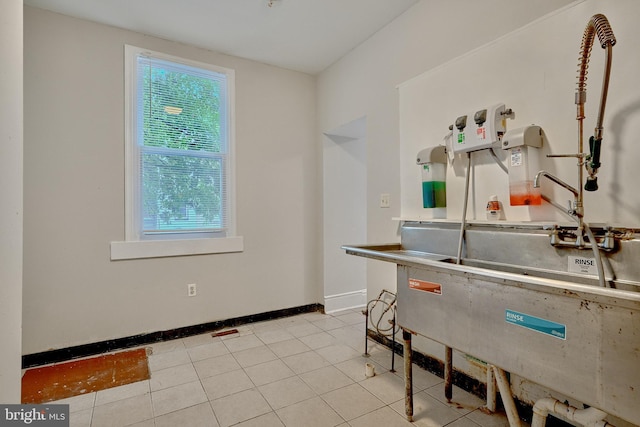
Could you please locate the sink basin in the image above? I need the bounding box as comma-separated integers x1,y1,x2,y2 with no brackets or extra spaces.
343,221,640,292
438,257,603,287
342,221,640,424
342,243,603,288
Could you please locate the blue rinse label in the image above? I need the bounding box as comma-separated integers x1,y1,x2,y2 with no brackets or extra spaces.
505,309,566,340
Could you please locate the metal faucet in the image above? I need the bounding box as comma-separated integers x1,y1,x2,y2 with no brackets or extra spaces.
575,14,616,192
533,171,581,216
534,15,616,248
534,170,585,246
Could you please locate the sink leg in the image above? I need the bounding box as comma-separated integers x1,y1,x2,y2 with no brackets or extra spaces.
444,346,453,402
363,306,369,357
402,329,414,422
390,311,396,373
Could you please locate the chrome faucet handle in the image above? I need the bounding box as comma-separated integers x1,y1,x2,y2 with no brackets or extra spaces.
575,230,586,247
549,225,560,246
602,226,615,250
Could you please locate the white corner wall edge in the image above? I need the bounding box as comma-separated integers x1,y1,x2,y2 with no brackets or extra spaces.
0,0,23,404
110,236,244,260
324,289,367,314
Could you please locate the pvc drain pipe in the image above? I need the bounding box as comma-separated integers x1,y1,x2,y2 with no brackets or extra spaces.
531,398,614,427
491,365,522,427
486,364,497,413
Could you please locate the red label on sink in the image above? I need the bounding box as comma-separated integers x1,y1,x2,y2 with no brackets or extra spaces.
409,279,442,295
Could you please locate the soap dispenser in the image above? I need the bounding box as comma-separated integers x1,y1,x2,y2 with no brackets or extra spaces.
416,146,447,208
501,125,543,206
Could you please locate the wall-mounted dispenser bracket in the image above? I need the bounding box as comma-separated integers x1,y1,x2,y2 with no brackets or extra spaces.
451,103,508,153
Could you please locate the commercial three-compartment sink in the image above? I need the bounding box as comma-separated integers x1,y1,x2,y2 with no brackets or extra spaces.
343,221,640,425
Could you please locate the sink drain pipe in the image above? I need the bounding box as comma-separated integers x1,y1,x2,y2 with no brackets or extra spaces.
531,398,614,427
490,365,522,427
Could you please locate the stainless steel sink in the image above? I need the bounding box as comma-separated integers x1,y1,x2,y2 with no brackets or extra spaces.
344,221,640,292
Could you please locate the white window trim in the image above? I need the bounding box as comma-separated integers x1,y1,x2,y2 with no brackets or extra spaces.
110,45,242,260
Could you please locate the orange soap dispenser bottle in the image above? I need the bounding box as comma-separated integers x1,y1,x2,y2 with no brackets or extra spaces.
501,125,543,206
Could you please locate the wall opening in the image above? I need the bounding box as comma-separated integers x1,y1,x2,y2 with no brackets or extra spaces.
323,116,367,313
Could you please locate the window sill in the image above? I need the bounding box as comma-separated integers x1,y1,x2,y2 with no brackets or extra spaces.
110,236,244,260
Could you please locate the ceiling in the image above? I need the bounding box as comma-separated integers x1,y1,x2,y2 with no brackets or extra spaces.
23,0,420,74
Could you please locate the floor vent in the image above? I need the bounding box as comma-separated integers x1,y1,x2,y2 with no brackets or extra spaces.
212,328,239,337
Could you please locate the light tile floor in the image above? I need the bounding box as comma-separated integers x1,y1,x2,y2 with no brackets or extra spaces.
50,309,514,427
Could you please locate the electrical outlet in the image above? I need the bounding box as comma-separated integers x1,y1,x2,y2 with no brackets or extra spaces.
188,283,197,297
380,193,390,208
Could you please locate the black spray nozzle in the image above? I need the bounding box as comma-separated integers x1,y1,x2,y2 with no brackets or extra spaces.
585,176,599,192
584,136,602,192
588,135,602,170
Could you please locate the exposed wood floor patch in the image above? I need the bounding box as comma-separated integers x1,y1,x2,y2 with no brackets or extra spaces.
21,348,150,404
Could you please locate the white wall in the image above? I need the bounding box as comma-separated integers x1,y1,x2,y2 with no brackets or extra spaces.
319,0,639,421
400,0,640,226
322,123,367,312
23,7,319,355
317,0,577,313
0,0,23,403
399,0,640,413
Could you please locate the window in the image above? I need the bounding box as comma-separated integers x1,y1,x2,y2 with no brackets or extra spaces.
111,45,242,260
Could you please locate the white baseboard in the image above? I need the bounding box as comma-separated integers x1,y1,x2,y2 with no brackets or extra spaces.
324,289,366,314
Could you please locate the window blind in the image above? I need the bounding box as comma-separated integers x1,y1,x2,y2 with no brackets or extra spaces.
135,54,229,235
